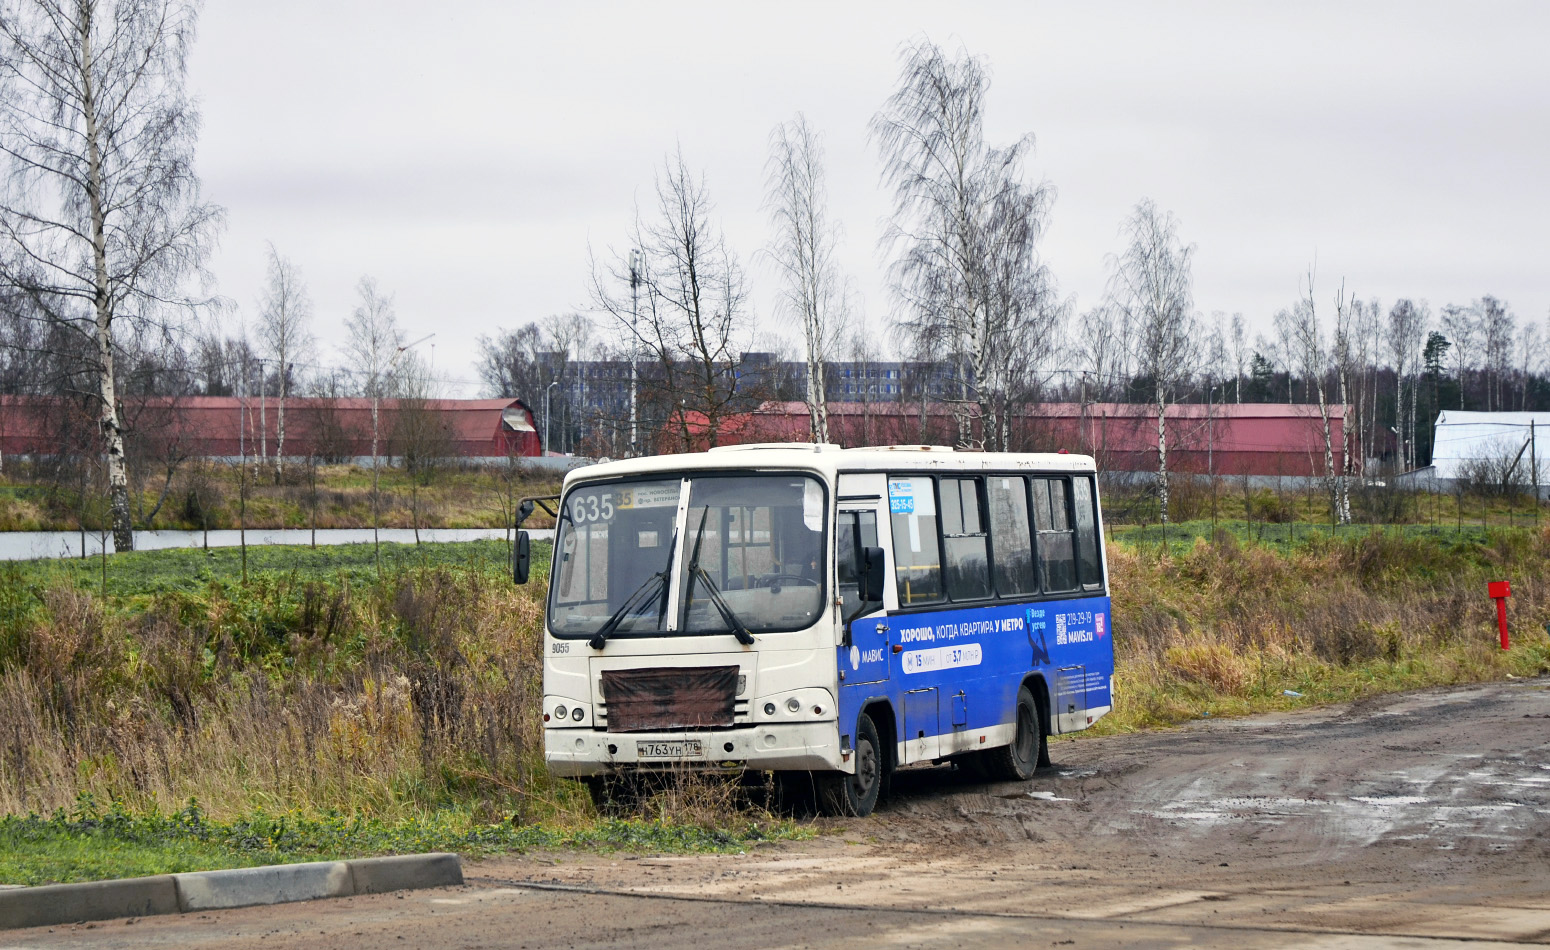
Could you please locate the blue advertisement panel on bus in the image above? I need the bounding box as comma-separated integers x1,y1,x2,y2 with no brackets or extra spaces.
835,594,1113,746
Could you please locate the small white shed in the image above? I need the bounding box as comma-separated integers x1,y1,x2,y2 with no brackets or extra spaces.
1431,410,1550,486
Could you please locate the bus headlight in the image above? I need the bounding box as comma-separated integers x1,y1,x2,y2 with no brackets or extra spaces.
554,704,568,720
755,689,836,721
571,706,585,722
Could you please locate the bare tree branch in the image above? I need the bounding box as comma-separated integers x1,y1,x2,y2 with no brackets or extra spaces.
0,0,222,550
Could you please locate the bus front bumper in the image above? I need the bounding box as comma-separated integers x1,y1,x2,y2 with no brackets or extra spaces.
545,721,843,777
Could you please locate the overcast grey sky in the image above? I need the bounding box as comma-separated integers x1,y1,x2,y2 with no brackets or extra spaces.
188,1,1550,395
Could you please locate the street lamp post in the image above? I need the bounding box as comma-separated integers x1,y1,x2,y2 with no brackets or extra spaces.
367,332,432,574
545,380,560,456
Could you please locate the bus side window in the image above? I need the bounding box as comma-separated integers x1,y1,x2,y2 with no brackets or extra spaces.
888,475,943,605
1032,477,1077,593
940,477,990,601
989,476,1036,596
1072,476,1103,590
836,510,879,623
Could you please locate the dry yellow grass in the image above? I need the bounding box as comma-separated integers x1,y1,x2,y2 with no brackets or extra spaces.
1101,526,1550,731
1,527,1547,821
0,566,562,822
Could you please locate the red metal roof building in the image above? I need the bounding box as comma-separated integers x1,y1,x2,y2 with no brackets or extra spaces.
669,401,1351,478
0,396,540,461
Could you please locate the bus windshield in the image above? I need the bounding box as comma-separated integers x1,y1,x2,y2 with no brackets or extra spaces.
548,474,826,638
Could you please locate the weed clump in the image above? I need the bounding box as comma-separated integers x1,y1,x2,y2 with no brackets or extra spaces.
0,556,563,826
1105,526,1550,730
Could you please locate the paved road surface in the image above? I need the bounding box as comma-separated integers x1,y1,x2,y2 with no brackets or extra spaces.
8,680,1550,948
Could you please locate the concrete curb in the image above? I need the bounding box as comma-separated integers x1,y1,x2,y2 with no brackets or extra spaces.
349,853,465,894
172,861,355,912
0,853,463,931
0,876,179,931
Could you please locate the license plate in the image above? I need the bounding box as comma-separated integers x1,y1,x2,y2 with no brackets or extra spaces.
636,740,702,759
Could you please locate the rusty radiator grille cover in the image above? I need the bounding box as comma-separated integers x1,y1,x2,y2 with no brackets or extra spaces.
601,666,739,732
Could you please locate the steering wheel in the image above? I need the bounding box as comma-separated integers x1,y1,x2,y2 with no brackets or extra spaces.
759,573,820,592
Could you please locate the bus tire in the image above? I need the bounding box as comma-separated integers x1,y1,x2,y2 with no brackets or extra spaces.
818,713,883,817
985,685,1046,782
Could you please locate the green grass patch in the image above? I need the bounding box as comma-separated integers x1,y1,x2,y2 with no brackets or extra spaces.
0,797,809,886
2,538,551,601
1109,518,1518,557
0,462,562,533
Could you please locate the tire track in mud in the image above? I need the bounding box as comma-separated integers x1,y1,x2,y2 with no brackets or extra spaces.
490,680,1550,943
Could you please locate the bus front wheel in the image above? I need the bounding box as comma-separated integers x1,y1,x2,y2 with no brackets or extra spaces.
583,775,638,815
819,713,884,817
984,685,1048,782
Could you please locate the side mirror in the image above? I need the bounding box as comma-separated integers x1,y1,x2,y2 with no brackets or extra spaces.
861,546,885,603
514,530,531,584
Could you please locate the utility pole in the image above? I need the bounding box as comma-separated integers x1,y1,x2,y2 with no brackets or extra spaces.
1207,377,1217,530
629,248,641,457
1533,419,1540,527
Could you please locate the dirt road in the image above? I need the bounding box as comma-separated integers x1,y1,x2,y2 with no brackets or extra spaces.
10,680,1550,948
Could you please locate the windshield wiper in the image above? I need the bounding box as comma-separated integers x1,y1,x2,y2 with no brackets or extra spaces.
684,507,755,646
589,528,678,651
588,573,662,651
692,567,755,645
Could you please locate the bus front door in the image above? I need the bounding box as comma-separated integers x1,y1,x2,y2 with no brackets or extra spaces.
837,507,889,686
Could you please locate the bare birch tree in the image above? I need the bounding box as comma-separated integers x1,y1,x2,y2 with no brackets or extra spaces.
540,311,592,453
1354,298,1382,483
1074,303,1128,456
1285,272,1339,523
1108,199,1196,523
1440,303,1475,411
1075,304,1129,401
871,39,1060,452
1387,299,1427,471
765,113,848,443
345,276,404,454
590,148,750,451
0,0,222,551
1519,321,1543,411
1272,311,1298,403
390,349,448,547
980,178,1065,449
344,275,402,566
1330,290,1360,522
1229,313,1247,403
257,243,312,480
1477,296,1514,412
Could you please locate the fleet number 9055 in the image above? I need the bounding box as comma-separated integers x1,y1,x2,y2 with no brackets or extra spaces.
551,641,571,654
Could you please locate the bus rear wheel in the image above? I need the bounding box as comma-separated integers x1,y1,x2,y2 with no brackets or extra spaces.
819,713,884,817
984,685,1048,782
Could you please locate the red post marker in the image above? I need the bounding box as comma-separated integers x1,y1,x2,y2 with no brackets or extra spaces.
1488,581,1512,650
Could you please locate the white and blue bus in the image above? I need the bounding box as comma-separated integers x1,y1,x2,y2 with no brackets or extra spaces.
516,444,1113,817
